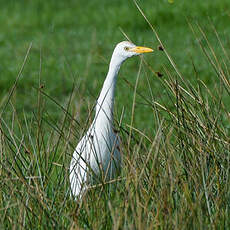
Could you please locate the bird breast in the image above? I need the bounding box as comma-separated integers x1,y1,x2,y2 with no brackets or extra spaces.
88,127,121,179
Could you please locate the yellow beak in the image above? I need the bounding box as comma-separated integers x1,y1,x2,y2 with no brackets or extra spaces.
129,46,153,53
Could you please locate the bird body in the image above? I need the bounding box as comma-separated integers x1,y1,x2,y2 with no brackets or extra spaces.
69,41,153,198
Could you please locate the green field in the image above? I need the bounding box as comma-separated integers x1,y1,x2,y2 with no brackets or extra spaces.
1,0,230,229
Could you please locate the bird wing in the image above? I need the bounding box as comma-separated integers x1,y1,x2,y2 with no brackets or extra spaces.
69,134,93,198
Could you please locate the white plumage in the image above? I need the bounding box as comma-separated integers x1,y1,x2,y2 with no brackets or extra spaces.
69,41,153,198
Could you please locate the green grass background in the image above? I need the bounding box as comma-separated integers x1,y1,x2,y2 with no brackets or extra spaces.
1,0,230,127
1,0,230,229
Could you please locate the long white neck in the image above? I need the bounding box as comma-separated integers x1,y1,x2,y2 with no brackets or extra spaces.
94,54,124,129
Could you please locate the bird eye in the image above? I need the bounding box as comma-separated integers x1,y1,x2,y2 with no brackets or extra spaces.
124,46,129,51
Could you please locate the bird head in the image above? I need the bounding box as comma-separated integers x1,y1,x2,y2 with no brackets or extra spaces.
112,41,153,61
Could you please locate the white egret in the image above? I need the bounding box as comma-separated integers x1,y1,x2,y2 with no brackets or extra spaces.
69,41,153,198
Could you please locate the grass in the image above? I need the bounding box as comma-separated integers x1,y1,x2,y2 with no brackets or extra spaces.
1,0,230,229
